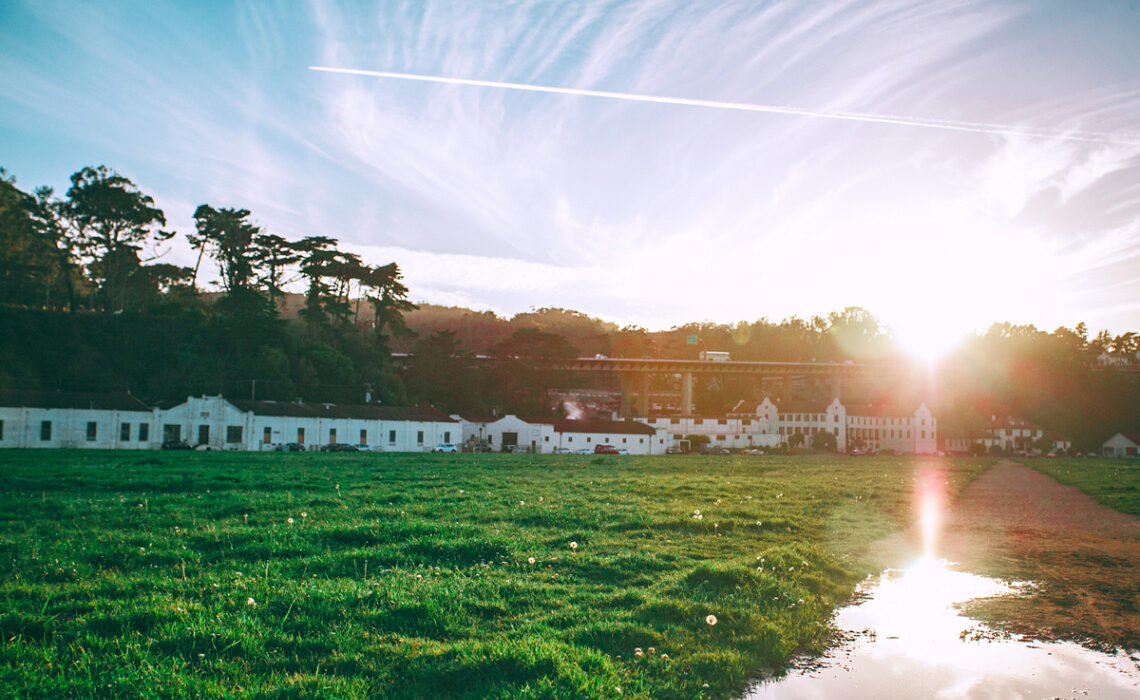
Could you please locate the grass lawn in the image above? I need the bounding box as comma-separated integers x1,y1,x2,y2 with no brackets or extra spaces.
1028,457,1140,517
0,452,989,698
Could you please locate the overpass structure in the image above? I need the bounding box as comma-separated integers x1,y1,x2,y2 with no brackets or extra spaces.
553,357,901,415
390,352,907,415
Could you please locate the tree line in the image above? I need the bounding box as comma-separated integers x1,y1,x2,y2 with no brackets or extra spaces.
2,165,1137,447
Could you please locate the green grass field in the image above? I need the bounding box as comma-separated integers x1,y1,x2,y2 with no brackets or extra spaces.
1028,457,1140,518
0,452,990,698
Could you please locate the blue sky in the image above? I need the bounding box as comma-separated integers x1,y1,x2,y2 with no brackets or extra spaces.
2,0,1139,350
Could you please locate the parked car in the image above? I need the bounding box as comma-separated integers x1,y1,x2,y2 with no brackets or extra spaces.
594,444,619,455
274,442,305,452
665,446,685,455
574,448,594,455
506,445,530,453
616,448,630,455
356,445,374,452
320,443,358,452
553,447,572,454
432,443,458,453
161,440,192,450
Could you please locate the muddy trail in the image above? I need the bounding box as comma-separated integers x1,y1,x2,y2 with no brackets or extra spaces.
875,460,1140,650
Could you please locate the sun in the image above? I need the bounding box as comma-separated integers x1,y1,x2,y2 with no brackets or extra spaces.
890,315,968,365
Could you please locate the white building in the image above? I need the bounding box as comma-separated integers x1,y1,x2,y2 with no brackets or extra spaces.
452,414,668,454
1102,432,1140,458
651,397,936,454
0,391,157,449
944,416,1069,455
0,392,458,452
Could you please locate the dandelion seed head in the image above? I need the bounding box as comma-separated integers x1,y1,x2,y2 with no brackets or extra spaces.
528,557,536,565
246,597,256,607
705,614,717,626
569,541,578,550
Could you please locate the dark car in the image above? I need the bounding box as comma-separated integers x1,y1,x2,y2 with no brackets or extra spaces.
275,442,306,452
594,444,619,455
320,443,359,452
161,440,192,450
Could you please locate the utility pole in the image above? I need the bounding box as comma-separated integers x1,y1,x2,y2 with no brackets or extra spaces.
251,379,256,402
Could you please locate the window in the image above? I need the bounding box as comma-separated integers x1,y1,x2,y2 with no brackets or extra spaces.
416,430,424,446
329,428,337,444
673,434,682,440
921,430,926,439
622,437,627,444
833,414,839,422
263,427,272,444
389,430,396,446
717,419,727,425
640,438,644,444
297,427,306,444
743,419,751,426
360,429,368,445
0,420,4,440
226,426,242,443
139,423,149,442
444,431,450,443
717,435,726,441
544,436,550,442
41,421,52,441
671,418,680,425
163,424,180,442
568,436,573,443
87,422,97,441
121,423,130,441
586,436,592,443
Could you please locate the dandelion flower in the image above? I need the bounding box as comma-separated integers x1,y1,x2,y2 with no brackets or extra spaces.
660,653,668,659
246,597,256,607
647,647,655,654
528,557,536,565
569,541,578,550
706,614,717,626
301,511,307,519
693,509,700,515
287,517,294,525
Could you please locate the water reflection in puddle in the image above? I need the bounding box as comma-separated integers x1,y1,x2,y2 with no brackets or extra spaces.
748,558,1140,699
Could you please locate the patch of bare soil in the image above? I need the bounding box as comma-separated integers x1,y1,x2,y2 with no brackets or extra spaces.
873,461,1140,651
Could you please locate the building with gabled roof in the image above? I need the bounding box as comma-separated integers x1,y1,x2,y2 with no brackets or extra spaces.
1102,432,1140,458
0,392,459,452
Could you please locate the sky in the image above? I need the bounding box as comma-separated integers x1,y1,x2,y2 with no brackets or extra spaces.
2,0,1139,354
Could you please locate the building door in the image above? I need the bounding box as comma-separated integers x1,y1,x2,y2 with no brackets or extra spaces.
164,424,181,442
198,424,210,445
502,432,518,451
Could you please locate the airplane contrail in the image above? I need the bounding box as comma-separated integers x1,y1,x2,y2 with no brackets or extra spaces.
309,65,1138,145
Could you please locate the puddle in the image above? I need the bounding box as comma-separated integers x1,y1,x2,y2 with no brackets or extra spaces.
747,557,1140,699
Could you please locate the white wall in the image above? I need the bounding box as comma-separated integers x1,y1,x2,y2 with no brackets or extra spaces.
0,406,156,449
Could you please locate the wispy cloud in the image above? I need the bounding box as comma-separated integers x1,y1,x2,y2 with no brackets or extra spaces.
1,0,1138,335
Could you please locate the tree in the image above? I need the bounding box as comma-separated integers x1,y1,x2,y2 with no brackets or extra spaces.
190,205,262,294
0,173,63,308
491,329,578,414
810,430,837,451
405,330,481,413
788,433,805,449
64,166,170,311
249,233,300,305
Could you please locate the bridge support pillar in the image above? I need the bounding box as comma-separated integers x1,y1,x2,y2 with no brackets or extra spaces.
638,374,650,417
681,372,693,415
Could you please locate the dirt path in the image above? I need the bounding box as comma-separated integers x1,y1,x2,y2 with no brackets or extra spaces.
874,461,1140,650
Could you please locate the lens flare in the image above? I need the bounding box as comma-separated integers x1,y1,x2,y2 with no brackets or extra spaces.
920,486,941,558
